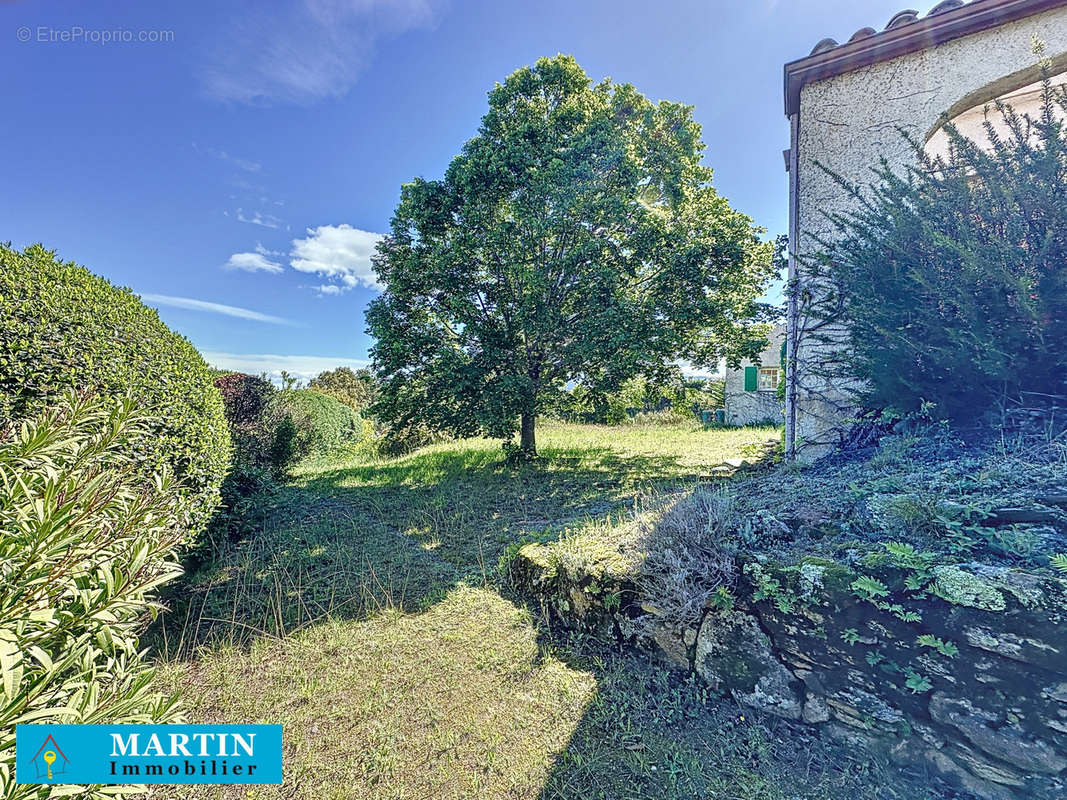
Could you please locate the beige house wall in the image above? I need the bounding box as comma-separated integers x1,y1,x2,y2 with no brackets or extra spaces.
724,325,785,426
789,4,1067,458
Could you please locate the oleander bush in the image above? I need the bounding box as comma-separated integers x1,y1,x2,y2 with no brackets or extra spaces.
0,395,186,798
0,243,231,539
266,388,365,461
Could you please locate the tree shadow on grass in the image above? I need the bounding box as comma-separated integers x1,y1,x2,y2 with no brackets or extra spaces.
148,430,958,799
149,442,704,661
527,628,966,800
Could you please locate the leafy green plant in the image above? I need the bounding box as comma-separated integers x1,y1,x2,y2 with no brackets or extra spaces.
850,576,889,602
917,634,958,658
368,55,775,457
0,243,230,540
708,586,736,614
747,563,796,613
903,669,933,695
0,395,187,797
1052,553,1067,573
840,628,861,646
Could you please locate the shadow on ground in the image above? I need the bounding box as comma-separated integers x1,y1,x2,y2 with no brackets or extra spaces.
151,442,705,658
149,429,968,800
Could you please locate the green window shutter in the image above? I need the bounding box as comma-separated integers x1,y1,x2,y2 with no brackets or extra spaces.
780,339,787,367
744,366,758,392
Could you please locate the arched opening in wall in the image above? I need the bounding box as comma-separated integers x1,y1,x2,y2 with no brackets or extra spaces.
924,55,1067,161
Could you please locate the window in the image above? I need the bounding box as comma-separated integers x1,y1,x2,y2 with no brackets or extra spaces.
758,367,779,392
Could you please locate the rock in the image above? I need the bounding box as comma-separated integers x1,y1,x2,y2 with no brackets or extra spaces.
946,741,1026,787
694,611,803,720
987,507,1061,526
802,693,830,723
828,686,904,725
1043,682,1067,704
932,565,1006,611
963,625,1062,667
925,746,1022,800
649,626,690,671
930,693,1067,775
966,563,1050,609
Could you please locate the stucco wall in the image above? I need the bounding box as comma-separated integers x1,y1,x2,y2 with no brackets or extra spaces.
791,5,1067,456
725,325,785,426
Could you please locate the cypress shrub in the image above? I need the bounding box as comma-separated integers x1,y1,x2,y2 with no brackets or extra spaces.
808,76,1067,418
0,244,231,538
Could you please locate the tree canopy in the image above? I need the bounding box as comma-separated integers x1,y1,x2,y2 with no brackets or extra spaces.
309,366,378,413
368,55,775,454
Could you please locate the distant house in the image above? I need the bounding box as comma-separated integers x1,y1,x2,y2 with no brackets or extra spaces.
724,325,785,426
782,0,1067,459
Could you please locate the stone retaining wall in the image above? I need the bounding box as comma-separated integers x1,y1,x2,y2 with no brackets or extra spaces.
515,547,1067,799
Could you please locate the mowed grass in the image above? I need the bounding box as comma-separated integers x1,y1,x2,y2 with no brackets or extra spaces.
150,421,952,800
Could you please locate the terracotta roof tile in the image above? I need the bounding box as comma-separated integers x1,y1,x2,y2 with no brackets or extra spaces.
786,0,1067,115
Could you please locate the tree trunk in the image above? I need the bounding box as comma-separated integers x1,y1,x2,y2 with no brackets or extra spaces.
520,411,536,457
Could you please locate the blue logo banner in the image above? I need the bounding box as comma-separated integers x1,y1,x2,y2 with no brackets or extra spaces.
15,724,282,785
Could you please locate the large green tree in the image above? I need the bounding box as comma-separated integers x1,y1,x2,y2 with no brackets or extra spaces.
367,55,774,455
309,366,378,413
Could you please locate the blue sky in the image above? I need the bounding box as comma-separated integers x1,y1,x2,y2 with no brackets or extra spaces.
2,0,908,380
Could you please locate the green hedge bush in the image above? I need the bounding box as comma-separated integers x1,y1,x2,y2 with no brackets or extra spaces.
0,396,187,797
0,244,230,537
267,388,365,461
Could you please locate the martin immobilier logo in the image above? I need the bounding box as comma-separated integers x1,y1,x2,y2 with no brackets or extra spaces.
15,724,283,785
29,734,68,780
108,730,260,779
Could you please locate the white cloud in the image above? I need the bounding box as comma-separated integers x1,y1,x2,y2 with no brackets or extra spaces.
201,0,442,105
289,223,384,292
236,208,284,229
140,294,295,326
224,245,284,273
195,143,262,173
202,351,370,383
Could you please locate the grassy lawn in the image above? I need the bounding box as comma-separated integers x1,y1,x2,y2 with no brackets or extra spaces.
150,421,948,799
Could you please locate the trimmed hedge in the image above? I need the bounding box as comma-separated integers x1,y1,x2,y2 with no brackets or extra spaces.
267,388,364,460
0,243,231,537
1,396,186,798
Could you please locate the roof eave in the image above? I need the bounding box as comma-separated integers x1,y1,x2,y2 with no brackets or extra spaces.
784,0,1067,116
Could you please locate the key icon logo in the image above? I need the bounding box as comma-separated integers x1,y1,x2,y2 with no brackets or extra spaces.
42,751,56,780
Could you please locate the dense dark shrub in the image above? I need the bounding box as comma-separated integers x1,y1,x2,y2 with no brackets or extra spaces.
266,388,365,460
215,372,273,428
0,244,230,537
1,395,185,797
809,76,1067,419
268,415,300,471
201,373,276,550
213,372,276,467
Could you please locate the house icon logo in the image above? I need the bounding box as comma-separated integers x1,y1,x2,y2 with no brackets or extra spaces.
29,734,68,780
